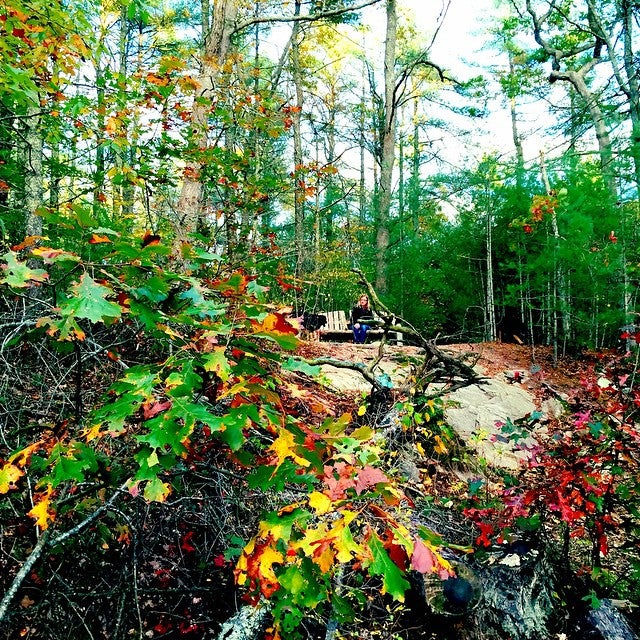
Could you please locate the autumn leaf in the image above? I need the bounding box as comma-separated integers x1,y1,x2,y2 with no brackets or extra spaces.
143,477,172,502
28,489,55,530
0,462,23,493
355,465,389,495
308,491,333,515
202,347,231,382
30,247,79,264
269,428,311,469
88,233,112,244
236,537,284,599
411,537,449,575
1,251,49,288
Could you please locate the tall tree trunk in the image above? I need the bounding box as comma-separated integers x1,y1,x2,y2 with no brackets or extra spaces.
485,190,497,342
410,95,420,231
551,66,616,198
375,0,397,293
358,59,367,223
94,62,106,220
540,151,570,360
508,53,525,184
174,0,238,242
291,0,306,277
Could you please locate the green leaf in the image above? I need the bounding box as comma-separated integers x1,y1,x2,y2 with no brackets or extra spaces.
367,534,410,601
143,477,171,502
253,331,298,350
202,349,231,382
60,274,121,323
0,252,49,288
278,559,327,608
43,443,99,487
282,358,321,376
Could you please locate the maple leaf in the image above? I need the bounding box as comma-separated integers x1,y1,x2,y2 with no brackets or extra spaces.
0,462,23,493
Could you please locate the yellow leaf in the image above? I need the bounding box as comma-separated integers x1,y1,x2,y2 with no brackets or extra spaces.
0,462,23,493
357,405,367,416
434,435,448,455
28,491,55,530
269,428,310,468
82,423,103,442
416,442,425,457
308,491,333,515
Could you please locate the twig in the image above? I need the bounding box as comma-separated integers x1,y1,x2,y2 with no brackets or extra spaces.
0,483,129,625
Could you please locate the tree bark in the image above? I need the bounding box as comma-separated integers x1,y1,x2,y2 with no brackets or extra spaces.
23,106,44,238
375,0,397,294
523,0,617,199
291,0,306,277
174,0,238,243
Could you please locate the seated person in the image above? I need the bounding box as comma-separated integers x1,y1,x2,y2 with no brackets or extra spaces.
350,294,373,344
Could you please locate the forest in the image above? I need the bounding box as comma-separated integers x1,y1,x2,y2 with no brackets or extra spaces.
1,0,640,638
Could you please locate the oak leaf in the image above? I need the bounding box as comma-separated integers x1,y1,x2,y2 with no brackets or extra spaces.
0,462,23,493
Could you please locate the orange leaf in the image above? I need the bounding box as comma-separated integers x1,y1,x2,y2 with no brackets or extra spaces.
89,234,112,244
236,537,283,598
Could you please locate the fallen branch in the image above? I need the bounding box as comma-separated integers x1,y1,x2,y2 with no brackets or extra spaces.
308,356,386,391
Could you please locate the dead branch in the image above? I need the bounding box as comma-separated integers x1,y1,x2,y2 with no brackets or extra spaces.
0,483,128,624
351,268,486,393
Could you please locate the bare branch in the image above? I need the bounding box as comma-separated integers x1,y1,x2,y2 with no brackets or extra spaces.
234,0,383,34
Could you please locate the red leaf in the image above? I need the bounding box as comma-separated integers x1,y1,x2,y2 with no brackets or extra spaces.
181,530,196,553
142,400,172,420
475,522,494,547
355,465,388,495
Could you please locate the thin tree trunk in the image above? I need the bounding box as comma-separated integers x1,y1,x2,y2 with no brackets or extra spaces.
24,106,43,238
291,0,305,277
540,151,570,358
485,190,497,342
375,0,397,293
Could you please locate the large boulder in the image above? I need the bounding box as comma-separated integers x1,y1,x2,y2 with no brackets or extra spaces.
444,378,539,469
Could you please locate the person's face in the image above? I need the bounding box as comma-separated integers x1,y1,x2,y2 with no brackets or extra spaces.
359,296,368,307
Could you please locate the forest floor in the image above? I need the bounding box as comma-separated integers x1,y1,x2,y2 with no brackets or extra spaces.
2,338,632,640
297,338,600,402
